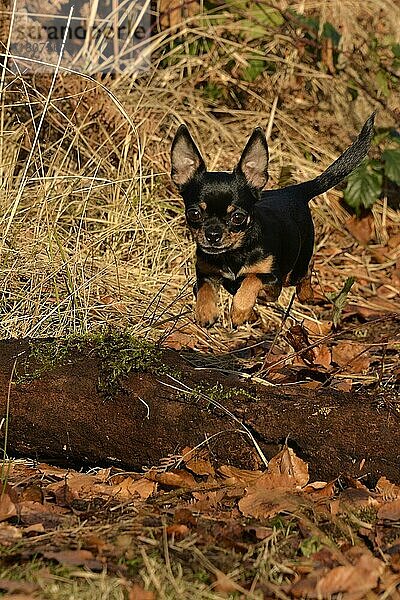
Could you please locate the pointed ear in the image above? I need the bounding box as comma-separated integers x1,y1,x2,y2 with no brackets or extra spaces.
236,127,269,190
171,124,206,187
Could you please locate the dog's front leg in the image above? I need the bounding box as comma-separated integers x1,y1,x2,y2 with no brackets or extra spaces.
195,275,220,328
230,274,263,327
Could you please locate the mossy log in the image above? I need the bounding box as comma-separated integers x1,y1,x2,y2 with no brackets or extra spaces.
0,337,399,484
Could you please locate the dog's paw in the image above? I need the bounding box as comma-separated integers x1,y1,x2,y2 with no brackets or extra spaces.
195,302,219,328
230,303,254,327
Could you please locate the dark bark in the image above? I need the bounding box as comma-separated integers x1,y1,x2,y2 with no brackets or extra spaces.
0,338,399,484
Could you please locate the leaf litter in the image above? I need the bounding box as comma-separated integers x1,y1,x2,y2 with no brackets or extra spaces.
2,444,400,598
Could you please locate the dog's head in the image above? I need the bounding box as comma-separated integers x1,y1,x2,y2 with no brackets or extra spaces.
171,124,269,255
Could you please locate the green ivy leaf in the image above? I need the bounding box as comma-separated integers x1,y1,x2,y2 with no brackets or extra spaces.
242,59,266,82
343,161,383,215
376,70,389,97
382,148,400,184
322,22,341,46
392,43,400,58
327,277,355,328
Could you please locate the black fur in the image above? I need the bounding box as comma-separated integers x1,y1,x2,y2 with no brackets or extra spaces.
171,113,375,326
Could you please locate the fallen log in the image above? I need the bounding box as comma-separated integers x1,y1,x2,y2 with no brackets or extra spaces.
0,335,399,483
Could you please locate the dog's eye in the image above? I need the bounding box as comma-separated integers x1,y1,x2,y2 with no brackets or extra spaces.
186,208,202,223
230,211,247,226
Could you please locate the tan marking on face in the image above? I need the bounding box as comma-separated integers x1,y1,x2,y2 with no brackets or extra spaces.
238,256,274,277
194,229,246,252
229,230,246,250
226,204,235,214
230,274,263,326
195,280,219,327
199,202,207,211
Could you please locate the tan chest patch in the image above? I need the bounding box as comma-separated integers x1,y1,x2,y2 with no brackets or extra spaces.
238,256,274,277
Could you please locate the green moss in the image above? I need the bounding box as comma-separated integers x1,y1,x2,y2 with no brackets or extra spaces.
190,382,258,408
17,329,167,401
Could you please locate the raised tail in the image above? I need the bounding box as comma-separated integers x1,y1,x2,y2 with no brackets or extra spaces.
296,112,376,201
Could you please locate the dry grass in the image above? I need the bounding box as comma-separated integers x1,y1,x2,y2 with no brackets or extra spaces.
0,0,399,363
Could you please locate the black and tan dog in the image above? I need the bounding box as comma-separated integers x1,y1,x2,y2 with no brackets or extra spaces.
171,113,375,327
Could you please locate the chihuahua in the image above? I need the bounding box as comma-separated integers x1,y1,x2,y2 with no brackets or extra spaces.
171,113,375,327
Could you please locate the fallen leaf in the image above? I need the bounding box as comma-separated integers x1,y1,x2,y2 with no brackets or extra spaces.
213,571,239,594
303,319,333,336
18,485,44,503
164,331,196,350
316,553,384,596
44,549,103,570
155,470,197,489
24,523,45,535
332,341,371,373
0,491,17,522
376,476,400,501
303,481,336,500
182,446,215,476
268,446,309,487
378,499,400,521
239,482,301,520
0,524,22,545
192,490,226,510
165,524,189,538
173,507,197,526
219,465,262,486
312,344,332,369
339,487,379,511
345,214,374,245
0,580,38,595
18,501,70,528
129,584,155,600
286,324,315,364
112,477,156,501
332,378,353,392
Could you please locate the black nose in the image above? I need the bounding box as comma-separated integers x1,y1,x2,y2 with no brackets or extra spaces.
205,230,222,244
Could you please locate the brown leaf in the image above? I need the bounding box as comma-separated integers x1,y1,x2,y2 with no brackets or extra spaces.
24,523,45,535
315,553,384,596
378,499,400,521
0,491,17,522
303,319,333,336
129,584,155,600
345,214,374,245
339,487,379,511
19,501,70,528
312,344,332,369
111,477,156,501
0,524,22,546
213,571,239,594
0,580,38,594
286,324,315,364
332,341,371,373
303,481,336,500
332,378,353,392
182,446,215,476
219,465,262,486
164,331,196,350
192,490,226,511
238,482,301,519
165,524,190,538
376,476,400,501
44,549,103,570
155,470,197,489
268,446,309,487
